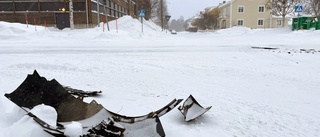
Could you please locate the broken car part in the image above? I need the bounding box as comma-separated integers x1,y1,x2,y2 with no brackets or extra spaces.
4,70,182,137
178,95,212,122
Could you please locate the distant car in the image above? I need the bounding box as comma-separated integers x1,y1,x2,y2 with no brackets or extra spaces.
186,27,198,32
171,29,177,34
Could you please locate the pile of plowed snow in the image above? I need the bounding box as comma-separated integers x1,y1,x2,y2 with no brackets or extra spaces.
0,21,48,40
0,16,165,40
92,16,165,39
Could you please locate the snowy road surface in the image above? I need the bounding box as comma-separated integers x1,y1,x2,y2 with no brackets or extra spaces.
0,17,320,137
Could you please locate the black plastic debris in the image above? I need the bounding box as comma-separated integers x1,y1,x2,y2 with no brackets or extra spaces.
28,112,66,137
108,98,183,123
4,70,182,137
251,46,278,50
5,70,104,122
178,95,212,122
83,117,125,137
64,86,102,97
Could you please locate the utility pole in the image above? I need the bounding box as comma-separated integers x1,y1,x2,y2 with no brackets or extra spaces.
69,0,74,29
85,0,88,28
161,0,163,31
97,0,100,27
103,5,110,31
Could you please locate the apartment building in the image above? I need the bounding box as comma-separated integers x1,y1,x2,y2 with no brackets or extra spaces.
218,0,289,29
0,0,137,29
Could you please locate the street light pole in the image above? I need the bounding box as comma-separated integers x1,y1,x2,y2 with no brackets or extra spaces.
85,0,88,28
97,0,100,27
161,0,163,31
69,0,74,30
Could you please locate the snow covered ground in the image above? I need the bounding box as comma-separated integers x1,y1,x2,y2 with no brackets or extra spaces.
0,16,320,137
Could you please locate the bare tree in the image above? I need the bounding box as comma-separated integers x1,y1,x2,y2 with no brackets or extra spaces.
309,0,320,16
150,0,160,21
190,7,220,30
137,0,151,20
207,8,221,29
169,16,185,31
150,0,168,27
266,0,299,27
191,13,206,30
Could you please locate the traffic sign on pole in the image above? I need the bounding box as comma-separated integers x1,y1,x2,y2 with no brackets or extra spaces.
165,15,171,22
295,6,303,12
139,10,145,17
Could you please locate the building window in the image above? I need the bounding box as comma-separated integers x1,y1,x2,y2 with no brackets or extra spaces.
258,19,264,26
238,19,244,26
276,20,282,26
259,6,264,12
15,2,38,11
111,10,114,16
0,3,14,11
101,0,106,5
106,0,109,7
238,6,244,13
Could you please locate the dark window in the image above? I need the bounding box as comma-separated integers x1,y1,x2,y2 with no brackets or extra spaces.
99,5,104,13
0,3,14,11
277,20,282,26
238,6,244,13
106,0,109,7
91,2,97,11
238,20,244,26
259,6,264,12
15,0,37,1
258,19,264,25
40,2,67,11
101,0,106,5
15,2,38,11
74,2,85,11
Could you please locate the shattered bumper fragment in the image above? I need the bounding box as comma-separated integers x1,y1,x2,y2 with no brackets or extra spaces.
64,86,102,97
83,117,125,137
4,70,182,137
178,95,212,122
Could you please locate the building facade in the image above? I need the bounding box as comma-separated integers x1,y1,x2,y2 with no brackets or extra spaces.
0,0,138,29
217,0,289,29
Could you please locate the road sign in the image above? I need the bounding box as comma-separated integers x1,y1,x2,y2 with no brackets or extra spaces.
295,6,303,12
138,10,145,17
165,15,171,22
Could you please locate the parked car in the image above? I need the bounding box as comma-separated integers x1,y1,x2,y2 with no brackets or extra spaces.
186,27,198,32
171,29,177,34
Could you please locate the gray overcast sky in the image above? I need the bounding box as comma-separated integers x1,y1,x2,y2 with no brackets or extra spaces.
167,0,220,20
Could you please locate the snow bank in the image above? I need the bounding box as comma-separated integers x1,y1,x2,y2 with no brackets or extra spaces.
3,115,51,137
0,104,57,137
29,104,58,128
0,21,48,40
54,16,164,40
215,26,255,35
0,16,164,41
106,16,164,38
64,121,83,137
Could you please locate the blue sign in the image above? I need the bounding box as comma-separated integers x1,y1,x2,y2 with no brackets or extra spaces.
295,6,303,12
138,10,145,17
